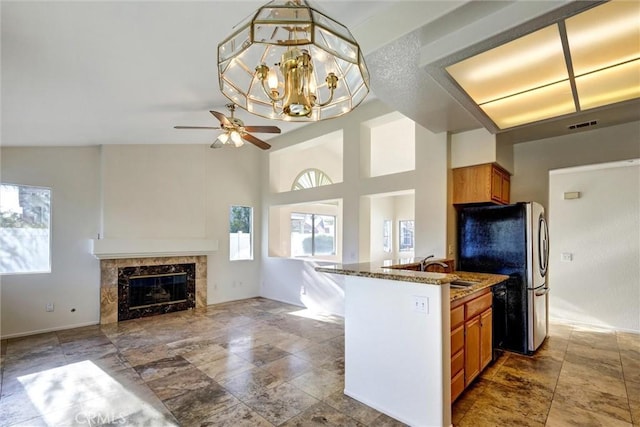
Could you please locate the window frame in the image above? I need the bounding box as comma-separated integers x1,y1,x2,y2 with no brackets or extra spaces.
290,212,336,257
383,219,392,253
229,205,253,261
0,183,52,275
398,219,415,252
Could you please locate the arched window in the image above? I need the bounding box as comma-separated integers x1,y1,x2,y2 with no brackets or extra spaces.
291,168,333,191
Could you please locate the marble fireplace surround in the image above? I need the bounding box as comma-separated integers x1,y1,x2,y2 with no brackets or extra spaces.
93,238,217,324
100,255,207,324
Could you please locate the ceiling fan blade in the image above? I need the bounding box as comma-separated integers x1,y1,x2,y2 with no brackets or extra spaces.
210,110,232,127
242,133,271,150
244,125,281,134
174,126,221,130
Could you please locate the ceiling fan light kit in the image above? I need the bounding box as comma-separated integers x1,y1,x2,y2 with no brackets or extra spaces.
174,103,280,150
217,0,369,122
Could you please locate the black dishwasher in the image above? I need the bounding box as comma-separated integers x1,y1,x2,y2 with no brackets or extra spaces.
492,280,507,359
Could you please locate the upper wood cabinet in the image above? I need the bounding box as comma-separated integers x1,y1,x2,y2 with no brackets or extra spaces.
452,163,511,205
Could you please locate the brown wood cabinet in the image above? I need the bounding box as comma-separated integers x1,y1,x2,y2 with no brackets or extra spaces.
450,287,493,401
452,163,511,205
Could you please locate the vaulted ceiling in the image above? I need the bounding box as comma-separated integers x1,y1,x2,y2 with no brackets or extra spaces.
2,1,638,147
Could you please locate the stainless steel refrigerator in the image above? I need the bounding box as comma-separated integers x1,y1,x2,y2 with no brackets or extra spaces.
457,202,549,354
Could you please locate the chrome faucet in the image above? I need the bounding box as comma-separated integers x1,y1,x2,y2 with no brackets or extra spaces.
419,255,448,272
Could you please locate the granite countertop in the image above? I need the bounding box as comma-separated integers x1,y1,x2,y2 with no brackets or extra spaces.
448,271,509,302
315,261,509,301
315,262,455,285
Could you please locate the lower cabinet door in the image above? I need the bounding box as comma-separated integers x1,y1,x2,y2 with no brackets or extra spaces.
465,315,481,387
452,369,465,402
451,349,464,378
480,308,493,370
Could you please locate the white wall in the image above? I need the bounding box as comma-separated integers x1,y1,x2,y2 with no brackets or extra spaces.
0,143,264,337
102,144,264,305
269,131,343,193
370,116,415,177
510,121,640,332
268,201,342,260
1,147,101,338
512,121,640,208
368,195,396,262
366,192,416,262
261,100,449,315
101,145,207,238
548,160,640,332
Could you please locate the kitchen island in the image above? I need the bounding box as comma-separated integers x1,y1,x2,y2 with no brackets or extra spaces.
316,261,507,427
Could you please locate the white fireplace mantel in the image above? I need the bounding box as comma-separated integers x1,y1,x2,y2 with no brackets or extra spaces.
91,238,218,260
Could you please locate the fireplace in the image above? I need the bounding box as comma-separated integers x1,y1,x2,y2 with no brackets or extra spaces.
118,263,196,321
99,255,207,324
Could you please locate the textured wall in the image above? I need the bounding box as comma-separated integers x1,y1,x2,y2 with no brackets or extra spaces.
549,161,640,332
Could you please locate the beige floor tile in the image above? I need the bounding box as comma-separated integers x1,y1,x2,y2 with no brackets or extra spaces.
457,401,545,427
280,401,365,426
261,354,314,382
558,360,627,398
553,380,632,423
545,399,633,427
323,390,383,425
469,379,552,424
289,367,344,399
239,382,319,425
198,351,256,382
197,402,273,427
2,298,639,427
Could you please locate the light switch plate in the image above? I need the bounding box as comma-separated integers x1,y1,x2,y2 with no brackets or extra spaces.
412,296,428,314
560,252,573,262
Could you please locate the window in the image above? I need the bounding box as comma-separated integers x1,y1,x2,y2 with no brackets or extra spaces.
291,213,336,257
383,219,392,253
292,168,333,191
229,206,253,260
399,220,414,252
0,184,51,274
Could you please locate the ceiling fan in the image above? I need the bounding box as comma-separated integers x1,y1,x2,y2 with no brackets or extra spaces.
174,103,281,150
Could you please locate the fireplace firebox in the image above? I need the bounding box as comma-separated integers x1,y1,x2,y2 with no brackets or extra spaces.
118,263,195,321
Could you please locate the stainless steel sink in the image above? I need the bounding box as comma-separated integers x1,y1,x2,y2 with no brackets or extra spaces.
449,279,480,289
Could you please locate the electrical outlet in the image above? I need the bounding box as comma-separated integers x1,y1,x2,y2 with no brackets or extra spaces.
560,252,573,262
412,296,428,314
46,302,54,312
300,285,306,295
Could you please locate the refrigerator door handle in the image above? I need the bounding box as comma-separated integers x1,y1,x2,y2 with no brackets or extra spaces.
535,288,550,297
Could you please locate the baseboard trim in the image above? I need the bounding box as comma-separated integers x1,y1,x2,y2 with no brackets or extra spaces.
1,321,99,340
343,388,417,426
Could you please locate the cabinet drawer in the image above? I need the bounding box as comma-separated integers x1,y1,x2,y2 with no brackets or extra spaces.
451,305,465,329
451,325,464,354
451,349,464,377
466,292,492,319
451,369,465,402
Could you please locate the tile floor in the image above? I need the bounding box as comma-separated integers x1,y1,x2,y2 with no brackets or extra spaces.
0,297,638,426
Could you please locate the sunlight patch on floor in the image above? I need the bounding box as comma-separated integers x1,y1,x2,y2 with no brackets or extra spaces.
18,360,177,426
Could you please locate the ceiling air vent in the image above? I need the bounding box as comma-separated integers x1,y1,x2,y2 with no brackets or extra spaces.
568,120,598,130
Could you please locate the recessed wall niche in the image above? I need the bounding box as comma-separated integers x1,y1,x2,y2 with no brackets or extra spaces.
269,130,343,193
362,113,416,178
268,199,342,260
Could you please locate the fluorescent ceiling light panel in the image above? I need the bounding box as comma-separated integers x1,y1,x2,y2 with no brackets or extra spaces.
576,59,640,110
480,80,575,129
565,1,640,76
445,25,567,105
444,1,640,131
